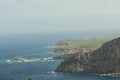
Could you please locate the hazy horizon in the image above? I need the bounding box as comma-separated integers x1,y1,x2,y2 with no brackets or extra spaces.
0,0,120,35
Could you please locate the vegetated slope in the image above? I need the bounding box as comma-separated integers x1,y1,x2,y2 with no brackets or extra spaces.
54,38,112,54
55,37,120,74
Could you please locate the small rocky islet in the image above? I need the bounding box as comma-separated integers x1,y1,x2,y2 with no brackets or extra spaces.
12,56,53,62
55,37,120,77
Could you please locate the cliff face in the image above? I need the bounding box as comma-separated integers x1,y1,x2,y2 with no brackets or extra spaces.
88,37,120,73
55,37,120,74
55,52,89,73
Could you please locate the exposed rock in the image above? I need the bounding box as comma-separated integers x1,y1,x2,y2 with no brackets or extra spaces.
13,57,29,62
88,37,120,73
53,54,74,60
55,37,120,74
54,39,111,54
13,57,44,62
55,52,89,73
54,48,92,54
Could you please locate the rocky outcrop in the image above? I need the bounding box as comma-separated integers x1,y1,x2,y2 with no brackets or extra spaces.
54,39,110,54
13,57,44,62
88,37,120,73
12,57,53,62
55,52,89,73
54,48,92,54
53,54,74,60
55,37,120,74
54,40,92,54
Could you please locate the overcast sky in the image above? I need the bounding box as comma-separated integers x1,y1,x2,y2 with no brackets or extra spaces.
0,0,120,34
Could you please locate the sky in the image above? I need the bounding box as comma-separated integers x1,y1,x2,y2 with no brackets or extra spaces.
0,0,120,34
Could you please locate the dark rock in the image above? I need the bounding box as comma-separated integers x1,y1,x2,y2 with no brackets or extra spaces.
55,37,120,74
53,54,74,60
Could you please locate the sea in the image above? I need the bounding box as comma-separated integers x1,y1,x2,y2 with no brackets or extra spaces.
0,31,120,80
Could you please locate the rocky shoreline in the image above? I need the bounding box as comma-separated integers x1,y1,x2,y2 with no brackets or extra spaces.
12,56,53,62
99,73,120,77
54,39,111,54
55,37,120,77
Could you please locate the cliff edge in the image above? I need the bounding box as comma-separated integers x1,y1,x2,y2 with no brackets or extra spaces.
55,37,120,74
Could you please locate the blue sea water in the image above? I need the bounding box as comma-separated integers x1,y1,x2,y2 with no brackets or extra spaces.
0,32,120,80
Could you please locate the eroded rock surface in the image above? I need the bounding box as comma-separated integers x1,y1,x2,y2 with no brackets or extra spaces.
55,37,120,74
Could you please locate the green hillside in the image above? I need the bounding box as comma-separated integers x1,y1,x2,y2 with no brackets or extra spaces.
55,38,113,50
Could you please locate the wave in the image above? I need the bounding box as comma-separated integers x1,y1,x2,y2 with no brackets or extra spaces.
44,45,56,49
46,71,56,74
0,59,12,64
5,59,23,64
43,57,53,60
0,57,55,64
6,60,14,64
0,59,24,64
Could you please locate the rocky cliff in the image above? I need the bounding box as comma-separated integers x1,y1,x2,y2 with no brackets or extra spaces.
55,37,120,74
54,39,111,54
